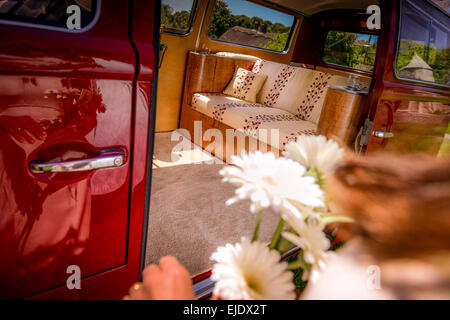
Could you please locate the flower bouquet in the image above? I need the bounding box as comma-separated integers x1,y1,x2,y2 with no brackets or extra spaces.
210,136,353,300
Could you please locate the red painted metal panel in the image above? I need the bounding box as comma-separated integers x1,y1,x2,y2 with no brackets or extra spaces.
0,0,156,299
28,266,129,300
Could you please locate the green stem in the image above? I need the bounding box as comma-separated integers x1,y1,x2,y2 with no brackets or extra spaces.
269,218,285,250
252,209,265,242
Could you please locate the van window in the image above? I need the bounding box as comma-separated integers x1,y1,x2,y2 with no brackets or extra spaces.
322,31,378,72
206,0,296,52
161,0,197,35
0,0,98,31
396,0,449,86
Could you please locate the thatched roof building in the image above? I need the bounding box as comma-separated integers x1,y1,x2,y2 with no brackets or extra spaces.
399,52,435,82
219,26,275,48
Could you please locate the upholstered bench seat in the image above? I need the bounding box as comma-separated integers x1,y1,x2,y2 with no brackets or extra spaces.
191,92,317,150
180,52,355,161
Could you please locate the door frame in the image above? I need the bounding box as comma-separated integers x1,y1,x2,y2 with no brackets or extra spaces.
23,0,159,299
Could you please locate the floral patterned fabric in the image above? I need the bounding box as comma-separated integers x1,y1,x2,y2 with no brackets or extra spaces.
252,59,348,124
223,67,267,103
189,60,353,152
191,93,317,151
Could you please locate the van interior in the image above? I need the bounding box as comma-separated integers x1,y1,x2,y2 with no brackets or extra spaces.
145,0,449,282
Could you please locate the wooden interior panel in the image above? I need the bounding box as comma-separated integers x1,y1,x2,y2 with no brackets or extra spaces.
179,51,281,162
183,52,255,106
156,0,303,132
316,66,372,83
156,1,209,132
180,102,281,162
317,87,368,147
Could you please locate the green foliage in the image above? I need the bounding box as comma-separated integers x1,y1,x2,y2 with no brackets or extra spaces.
285,254,308,292
287,238,345,291
260,32,289,51
293,268,308,291
206,0,291,51
161,4,191,31
267,23,290,34
207,0,235,39
323,31,377,72
233,14,253,29
397,40,450,85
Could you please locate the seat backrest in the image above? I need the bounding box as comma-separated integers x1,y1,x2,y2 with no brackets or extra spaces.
252,59,347,124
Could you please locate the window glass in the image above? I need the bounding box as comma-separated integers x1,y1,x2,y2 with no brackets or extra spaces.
0,0,97,30
161,0,196,34
396,0,449,86
322,31,378,72
207,0,296,52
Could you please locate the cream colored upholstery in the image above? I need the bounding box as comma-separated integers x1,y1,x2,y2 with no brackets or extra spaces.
252,59,348,124
188,58,350,153
192,93,316,150
223,67,268,103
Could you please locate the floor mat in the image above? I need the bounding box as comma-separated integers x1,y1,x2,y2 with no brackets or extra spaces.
145,131,280,276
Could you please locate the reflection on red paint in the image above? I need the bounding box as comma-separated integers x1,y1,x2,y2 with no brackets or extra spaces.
0,78,131,298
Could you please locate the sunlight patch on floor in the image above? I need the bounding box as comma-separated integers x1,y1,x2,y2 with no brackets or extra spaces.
152,130,224,168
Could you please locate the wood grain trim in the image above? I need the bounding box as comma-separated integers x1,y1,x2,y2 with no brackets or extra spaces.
316,66,372,83
317,86,368,147
182,51,255,112
179,102,281,162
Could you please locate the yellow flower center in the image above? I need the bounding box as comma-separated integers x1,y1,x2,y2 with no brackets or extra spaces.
263,176,278,186
245,273,262,294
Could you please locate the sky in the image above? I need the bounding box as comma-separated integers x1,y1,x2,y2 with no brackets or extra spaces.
162,0,194,12
358,33,378,44
224,0,295,26
162,0,295,27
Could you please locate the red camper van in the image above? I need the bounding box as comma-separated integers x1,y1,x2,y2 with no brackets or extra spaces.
0,0,448,299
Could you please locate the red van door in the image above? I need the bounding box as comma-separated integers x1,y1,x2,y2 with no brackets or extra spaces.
0,1,156,299
366,0,450,156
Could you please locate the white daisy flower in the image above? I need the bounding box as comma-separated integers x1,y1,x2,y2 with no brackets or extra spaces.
282,217,331,284
211,239,296,300
220,151,324,218
283,135,344,177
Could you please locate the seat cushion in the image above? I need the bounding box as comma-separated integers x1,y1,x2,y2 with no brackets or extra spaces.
252,59,348,124
191,93,317,150
222,67,267,103
252,59,297,107
293,72,348,124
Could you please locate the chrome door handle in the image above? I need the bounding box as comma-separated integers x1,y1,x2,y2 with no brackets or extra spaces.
30,149,125,173
373,130,394,139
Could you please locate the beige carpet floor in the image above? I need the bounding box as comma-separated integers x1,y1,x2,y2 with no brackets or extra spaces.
145,131,280,276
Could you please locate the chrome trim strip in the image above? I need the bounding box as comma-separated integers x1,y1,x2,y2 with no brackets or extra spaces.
194,277,216,300
328,84,369,95
373,130,394,139
30,148,125,173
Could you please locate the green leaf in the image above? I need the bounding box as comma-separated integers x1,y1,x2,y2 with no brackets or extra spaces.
276,236,294,255
287,251,311,271
251,209,265,242
269,219,285,250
